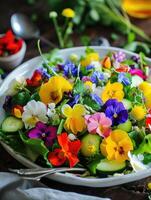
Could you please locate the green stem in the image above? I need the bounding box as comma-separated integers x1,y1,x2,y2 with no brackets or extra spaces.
57,119,65,134
52,18,64,48
63,22,73,46
37,40,58,76
93,3,150,42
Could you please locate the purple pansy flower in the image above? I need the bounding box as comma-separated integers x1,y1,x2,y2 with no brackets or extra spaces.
118,73,131,86
91,71,104,84
103,99,128,126
113,51,126,63
28,122,57,147
62,61,78,77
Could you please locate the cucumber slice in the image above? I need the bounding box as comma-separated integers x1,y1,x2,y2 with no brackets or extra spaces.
96,159,126,174
2,116,24,132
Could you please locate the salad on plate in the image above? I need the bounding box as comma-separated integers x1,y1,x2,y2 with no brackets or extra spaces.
1,47,151,177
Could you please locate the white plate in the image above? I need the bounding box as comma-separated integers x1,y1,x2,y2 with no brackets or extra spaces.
1,46,151,187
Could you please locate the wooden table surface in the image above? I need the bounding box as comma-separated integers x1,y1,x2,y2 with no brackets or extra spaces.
0,1,151,199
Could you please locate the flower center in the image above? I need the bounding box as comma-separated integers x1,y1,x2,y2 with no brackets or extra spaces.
51,91,60,101
58,151,65,159
119,146,124,155
26,115,38,125
41,133,46,138
113,113,118,118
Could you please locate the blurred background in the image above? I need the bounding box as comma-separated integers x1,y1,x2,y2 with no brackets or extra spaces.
0,0,151,57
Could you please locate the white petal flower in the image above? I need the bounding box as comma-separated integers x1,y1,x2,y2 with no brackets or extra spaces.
47,103,56,118
22,100,48,129
128,151,150,172
7,76,26,95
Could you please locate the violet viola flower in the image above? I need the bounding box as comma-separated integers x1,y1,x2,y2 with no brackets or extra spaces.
129,69,146,80
113,51,126,63
28,121,57,147
91,93,103,106
91,71,104,84
62,61,78,77
118,73,131,86
103,99,128,126
37,68,51,79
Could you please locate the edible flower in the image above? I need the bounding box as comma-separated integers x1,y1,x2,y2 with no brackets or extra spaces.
48,132,81,167
113,51,126,62
91,71,104,84
12,105,23,118
22,100,48,129
101,82,124,103
118,72,131,86
62,61,78,77
103,99,128,126
85,112,112,137
26,70,42,87
39,76,72,105
80,52,99,67
100,129,133,162
28,121,57,147
102,56,111,69
139,81,151,95
129,68,146,80
131,105,146,121
62,104,86,134
62,8,75,18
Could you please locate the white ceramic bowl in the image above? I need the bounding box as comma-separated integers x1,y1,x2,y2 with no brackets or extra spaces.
0,46,151,187
0,38,26,71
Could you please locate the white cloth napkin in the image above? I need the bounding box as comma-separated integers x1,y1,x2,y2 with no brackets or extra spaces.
0,173,110,200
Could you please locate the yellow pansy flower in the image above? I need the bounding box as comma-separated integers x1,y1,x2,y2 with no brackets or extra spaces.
139,82,151,109
62,8,75,18
39,76,72,105
81,52,99,67
62,104,86,134
101,82,124,103
100,129,133,162
139,81,151,95
131,105,146,121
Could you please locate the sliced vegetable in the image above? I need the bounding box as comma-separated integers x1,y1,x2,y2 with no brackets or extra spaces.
96,159,126,174
81,134,101,157
2,116,24,132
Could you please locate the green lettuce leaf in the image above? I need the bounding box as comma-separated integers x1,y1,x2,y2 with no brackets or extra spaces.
134,134,151,155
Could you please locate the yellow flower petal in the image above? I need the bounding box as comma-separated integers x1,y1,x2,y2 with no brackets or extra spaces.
39,76,72,105
62,8,75,18
72,104,86,116
62,104,72,117
101,82,124,103
100,129,133,162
